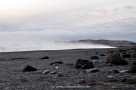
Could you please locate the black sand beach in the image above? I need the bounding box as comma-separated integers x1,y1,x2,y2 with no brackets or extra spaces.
0,47,136,90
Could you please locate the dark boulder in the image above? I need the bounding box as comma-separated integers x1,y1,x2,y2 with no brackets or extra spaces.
106,53,128,65
112,70,120,74
95,52,99,55
127,66,136,73
22,66,37,72
100,54,106,56
41,56,49,59
90,56,99,59
132,61,136,65
122,54,131,58
50,61,63,65
75,59,94,69
121,79,127,82
57,74,63,77
131,52,136,58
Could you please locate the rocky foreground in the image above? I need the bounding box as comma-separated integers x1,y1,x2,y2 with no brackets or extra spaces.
0,47,136,90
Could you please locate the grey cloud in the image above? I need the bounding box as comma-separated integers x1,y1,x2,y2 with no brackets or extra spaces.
0,2,136,42
0,23,22,31
0,18,136,42
123,5,135,10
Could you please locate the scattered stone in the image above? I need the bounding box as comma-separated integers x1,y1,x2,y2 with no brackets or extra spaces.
122,54,131,58
92,60,96,63
42,70,50,74
106,53,128,65
86,68,99,73
112,70,120,74
75,59,94,69
90,56,99,59
41,56,49,59
22,66,37,72
50,61,63,65
127,66,136,73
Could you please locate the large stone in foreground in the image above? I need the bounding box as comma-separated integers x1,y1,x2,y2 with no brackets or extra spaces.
106,53,128,65
75,59,94,69
22,66,37,72
41,56,49,59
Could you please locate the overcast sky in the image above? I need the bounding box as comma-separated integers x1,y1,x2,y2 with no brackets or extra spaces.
0,0,136,42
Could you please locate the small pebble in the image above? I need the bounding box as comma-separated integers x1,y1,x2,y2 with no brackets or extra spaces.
55,66,59,69
86,68,99,73
50,71,57,74
42,70,50,74
107,76,114,78
120,70,128,73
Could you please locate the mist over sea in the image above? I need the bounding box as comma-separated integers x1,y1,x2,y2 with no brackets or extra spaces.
0,40,112,52
0,31,113,52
